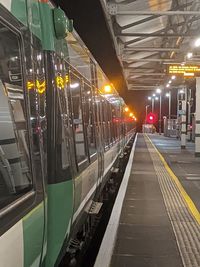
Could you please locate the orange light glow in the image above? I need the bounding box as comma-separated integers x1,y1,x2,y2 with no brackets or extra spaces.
124,107,129,112
104,84,112,93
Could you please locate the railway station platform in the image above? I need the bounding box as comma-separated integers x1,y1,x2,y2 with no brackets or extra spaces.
95,133,200,267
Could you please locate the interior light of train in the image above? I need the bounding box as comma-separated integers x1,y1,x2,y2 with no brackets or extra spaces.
56,76,64,89
36,80,46,94
70,82,79,89
65,75,69,83
27,81,34,90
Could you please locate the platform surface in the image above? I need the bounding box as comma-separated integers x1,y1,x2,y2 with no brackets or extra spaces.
150,134,200,211
95,133,200,267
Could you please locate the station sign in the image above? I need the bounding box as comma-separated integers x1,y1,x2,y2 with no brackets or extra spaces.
168,65,200,77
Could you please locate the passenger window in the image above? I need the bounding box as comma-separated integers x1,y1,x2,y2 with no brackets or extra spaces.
83,83,96,156
54,58,71,177
0,22,32,209
70,72,87,164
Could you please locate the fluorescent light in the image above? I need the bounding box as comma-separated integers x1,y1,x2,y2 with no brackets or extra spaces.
156,88,161,94
148,96,152,100
187,52,193,59
195,38,200,47
70,82,79,89
171,75,176,80
166,84,170,88
168,80,172,84
152,93,156,97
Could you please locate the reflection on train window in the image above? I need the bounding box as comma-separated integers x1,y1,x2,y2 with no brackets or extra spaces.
70,73,87,164
102,100,110,148
0,23,32,209
83,83,96,156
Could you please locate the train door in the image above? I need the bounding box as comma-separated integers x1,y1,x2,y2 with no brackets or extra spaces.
0,6,46,267
44,55,75,266
94,93,104,188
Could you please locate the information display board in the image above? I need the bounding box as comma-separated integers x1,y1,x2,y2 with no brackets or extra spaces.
168,65,200,77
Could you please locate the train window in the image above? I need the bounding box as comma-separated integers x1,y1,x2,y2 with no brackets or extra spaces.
102,100,110,149
53,58,72,181
0,23,32,209
70,72,87,164
83,83,96,156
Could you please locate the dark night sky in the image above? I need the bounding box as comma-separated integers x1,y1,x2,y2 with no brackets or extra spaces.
55,0,177,127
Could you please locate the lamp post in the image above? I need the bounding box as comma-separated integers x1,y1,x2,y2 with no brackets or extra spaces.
166,91,171,119
156,88,162,135
145,105,150,123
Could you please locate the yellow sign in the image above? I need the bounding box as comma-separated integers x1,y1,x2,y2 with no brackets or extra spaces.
169,65,200,76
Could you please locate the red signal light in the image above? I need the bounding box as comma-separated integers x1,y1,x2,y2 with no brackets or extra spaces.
146,112,157,124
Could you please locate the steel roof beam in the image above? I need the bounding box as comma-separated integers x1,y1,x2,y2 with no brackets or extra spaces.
125,58,179,62
128,85,157,88
121,15,161,30
128,73,165,76
108,7,200,16
118,2,194,30
123,47,180,52
118,32,198,37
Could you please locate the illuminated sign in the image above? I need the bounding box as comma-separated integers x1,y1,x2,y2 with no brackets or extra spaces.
169,65,200,77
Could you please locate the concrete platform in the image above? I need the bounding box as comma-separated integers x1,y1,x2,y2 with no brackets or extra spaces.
94,133,200,267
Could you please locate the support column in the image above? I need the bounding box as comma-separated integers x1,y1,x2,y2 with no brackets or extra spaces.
187,89,191,141
179,88,187,149
195,78,200,157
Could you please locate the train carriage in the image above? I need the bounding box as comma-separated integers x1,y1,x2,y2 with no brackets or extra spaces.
0,1,135,266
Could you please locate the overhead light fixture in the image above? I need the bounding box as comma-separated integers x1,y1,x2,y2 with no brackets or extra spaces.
166,84,170,88
187,52,193,59
104,84,112,93
156,88,161,94
179,89,184,94
166,93,170,97
70,82,79,89
194,38,200,47
148,96,152,100
168,80,172,84
152,93,156,97
155,96,159,100
171,75,176,80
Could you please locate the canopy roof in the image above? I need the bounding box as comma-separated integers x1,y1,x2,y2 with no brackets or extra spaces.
100,0,200,91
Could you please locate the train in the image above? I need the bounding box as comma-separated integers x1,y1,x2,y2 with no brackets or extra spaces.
0,1,136,267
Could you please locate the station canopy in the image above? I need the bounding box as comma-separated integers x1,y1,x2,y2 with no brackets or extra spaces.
100,0,200,91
